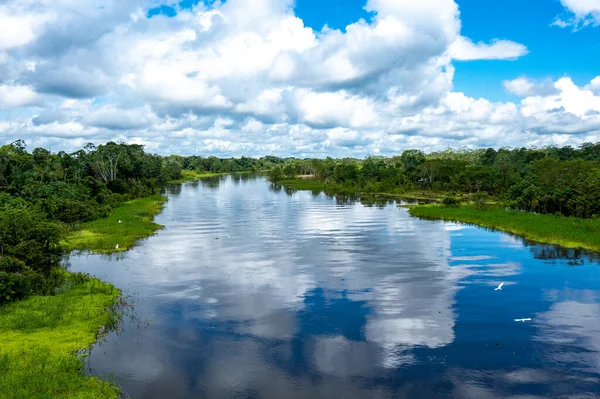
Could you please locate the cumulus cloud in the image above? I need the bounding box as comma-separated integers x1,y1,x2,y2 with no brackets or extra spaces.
554,0,600,29
0,0,597,156
0,84,40,108
503,77,558,97
449,36,529,61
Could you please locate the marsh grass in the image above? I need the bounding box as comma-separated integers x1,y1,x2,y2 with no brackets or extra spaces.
0,273,121,399
408,204,600,253
167,170,225,184
62,195,167,253
278,178,451,201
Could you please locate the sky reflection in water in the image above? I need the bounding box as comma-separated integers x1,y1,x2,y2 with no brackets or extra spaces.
67,175,600,399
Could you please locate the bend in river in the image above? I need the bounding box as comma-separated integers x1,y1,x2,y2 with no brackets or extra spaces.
67,174,600,399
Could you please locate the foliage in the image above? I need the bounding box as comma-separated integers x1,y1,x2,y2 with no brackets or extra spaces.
441,196,460,207
268,143,600,219
472,192,489,210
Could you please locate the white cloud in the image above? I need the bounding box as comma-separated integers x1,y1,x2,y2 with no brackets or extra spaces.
555,0,600,29
0,0,597,156
0,84,40,108
0,5,54,51
449,36,529,61
503,77,558,97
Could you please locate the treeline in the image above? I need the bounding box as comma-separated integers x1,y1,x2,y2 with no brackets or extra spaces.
269,143,600,218
0,140,280,304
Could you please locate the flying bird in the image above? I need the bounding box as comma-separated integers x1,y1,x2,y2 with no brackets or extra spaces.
494,282,504,291
514,318,532,322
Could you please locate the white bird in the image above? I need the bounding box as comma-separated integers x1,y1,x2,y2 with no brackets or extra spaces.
118,220,122,224
115,244,119,249
514,318,532,322
226,233,231,238
494,282,504,291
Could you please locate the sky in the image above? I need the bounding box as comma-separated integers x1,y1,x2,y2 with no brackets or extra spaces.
0,0,600,157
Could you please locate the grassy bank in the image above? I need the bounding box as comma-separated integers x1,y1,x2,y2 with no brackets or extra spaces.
0,273,121,399
277,178,450,201
408,205,600,253
62,195,167,254
167,170,225,184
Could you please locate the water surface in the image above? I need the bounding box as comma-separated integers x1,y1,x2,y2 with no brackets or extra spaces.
69,175,600,399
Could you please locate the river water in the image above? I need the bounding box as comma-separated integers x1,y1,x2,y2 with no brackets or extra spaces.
68,174,600,399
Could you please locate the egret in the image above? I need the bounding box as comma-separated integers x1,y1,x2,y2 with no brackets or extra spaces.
118,220,122,224
494,282,504,291
514,318,531,322
115,244,119,249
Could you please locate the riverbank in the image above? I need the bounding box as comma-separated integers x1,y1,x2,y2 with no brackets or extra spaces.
167,170,225,184
279,178,600,253
277,178,452,202
4,193,169,398
0,273,121,399
62,195,167,254
408,204,600,253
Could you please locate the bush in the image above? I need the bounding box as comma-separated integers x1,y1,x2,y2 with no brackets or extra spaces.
441,196,460,207
0,257,44,303
472,192,489,210
0,208,63,275
268,167,283,182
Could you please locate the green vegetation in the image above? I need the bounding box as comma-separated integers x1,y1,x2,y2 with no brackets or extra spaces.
277,178,451,201
167,170,224,184
408,205,600,253
0,272,121,399
63,195,167,253
269,144,600,219
276,178,327,191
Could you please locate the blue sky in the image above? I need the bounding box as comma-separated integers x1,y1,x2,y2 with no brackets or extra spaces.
296,0,600,101
1,0,600,156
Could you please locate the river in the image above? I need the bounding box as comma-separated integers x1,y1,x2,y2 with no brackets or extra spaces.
68,174,600,399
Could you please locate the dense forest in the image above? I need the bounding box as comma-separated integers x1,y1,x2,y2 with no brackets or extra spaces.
0,140,280,304
269,143,600,219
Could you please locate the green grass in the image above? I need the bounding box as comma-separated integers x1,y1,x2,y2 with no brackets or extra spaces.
277,178,327,191
277,178,449,201
62,195,167,254
0,274,121,399
408,204,600,253
167,170,225,184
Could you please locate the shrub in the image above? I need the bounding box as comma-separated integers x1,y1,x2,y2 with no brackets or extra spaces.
0,257,44,303
472,192,489,210
268,167,283,182
441,196,460,207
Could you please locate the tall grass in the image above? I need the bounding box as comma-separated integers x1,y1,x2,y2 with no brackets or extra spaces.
167,170,225,184
408,205,600,253
0,273,121,399
278,178,450,201
62,195,167,253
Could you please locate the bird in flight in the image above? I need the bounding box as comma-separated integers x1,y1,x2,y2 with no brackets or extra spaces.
494,282,504,291
514,318,532,322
